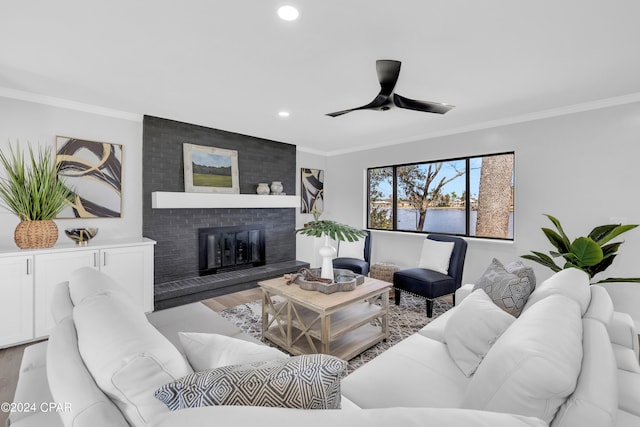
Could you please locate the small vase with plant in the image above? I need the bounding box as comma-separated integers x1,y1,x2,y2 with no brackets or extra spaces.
296,217,367,280
522,214,640,284
0,143,72,249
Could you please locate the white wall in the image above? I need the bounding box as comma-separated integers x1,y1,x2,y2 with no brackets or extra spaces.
0,96,143,249
323,101,640,285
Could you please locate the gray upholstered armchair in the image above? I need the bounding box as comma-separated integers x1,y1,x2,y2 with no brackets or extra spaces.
393,234,467,317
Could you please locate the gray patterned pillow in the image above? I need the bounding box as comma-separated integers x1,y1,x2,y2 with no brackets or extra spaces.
504,260,536,293
155,354,347,410
473,258,532,317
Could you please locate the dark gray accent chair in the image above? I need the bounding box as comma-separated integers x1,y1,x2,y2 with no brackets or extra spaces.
393,234,468,317
332,230,372,276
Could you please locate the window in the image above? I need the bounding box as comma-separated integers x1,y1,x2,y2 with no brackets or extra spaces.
367,152,514,240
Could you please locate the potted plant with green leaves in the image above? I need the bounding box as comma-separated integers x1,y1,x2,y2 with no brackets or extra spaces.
522,214,640,284
296,218,367,279
0,143,72,249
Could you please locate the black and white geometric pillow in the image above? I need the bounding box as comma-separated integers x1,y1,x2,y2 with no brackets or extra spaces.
155,354,347,410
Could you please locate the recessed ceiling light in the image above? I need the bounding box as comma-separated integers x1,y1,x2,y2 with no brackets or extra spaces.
278,111,290,117
277,5,299,21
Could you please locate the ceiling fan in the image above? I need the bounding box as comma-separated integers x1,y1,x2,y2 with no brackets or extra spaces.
326,59,454,117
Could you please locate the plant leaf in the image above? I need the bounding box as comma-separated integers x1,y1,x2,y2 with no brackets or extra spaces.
569,237,603,267
592,224,638,245
521,252,561,272
594,277,640,284
543,214,571,250
542,228,570,253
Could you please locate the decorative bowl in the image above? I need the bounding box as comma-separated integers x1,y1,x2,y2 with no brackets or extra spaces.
65,228,98,245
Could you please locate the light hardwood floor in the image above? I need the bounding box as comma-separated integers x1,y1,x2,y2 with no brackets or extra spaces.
0,287,263,425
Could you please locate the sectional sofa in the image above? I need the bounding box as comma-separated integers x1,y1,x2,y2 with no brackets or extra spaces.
8,267,640,426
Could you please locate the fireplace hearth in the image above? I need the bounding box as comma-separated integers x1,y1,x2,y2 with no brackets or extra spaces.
198,225,265,275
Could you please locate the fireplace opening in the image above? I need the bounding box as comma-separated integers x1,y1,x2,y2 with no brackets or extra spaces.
198,225,266,275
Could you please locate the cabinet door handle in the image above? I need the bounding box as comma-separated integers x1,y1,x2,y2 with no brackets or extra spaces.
103,252,107,267
93,252,98,268
26,258,31,275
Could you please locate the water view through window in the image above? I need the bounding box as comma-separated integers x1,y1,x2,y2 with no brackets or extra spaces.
368,152,514,240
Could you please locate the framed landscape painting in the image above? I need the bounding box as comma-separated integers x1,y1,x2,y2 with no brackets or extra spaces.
183,143,239,193
55,136,122,218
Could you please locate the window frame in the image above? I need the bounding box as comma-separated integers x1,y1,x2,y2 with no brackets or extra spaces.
366,151,515,241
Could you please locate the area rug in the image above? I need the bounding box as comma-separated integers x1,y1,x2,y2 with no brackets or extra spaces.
219,293,452,374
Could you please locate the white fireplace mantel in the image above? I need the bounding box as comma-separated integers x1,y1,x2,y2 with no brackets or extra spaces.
151,191,300,209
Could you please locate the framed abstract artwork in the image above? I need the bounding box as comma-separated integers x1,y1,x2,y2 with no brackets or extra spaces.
300,168,324,214
183,143,239,194
55,136,122,218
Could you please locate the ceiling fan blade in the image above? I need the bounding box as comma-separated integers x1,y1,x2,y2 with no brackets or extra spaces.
393,93,454,114
326,93,392,117
376,60,401,95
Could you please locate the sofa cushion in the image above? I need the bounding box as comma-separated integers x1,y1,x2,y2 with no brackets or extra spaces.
51,281,74,324
461,294,583,424
155,354,346,410
147,302,258,350
74,291,192,426
47,316,129,427
341,334,469,409
418,238,454,274
523,268,590,315
473,258,532,317
618,369,640,417
178,332,286,371
68,267,130,307
550,319,617,427
444,289,515,377
583,284,614,325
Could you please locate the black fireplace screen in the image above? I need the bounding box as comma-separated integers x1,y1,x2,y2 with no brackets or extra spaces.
198,225,265,275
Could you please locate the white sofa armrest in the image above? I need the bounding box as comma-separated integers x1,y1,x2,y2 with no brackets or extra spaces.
608,311,640,360
455,284,474,305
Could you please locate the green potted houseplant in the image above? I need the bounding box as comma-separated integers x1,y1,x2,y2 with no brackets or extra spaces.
522,214,640,284
296,218,367,279
0,143,72,249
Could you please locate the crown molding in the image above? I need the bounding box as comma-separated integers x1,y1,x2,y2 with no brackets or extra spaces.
0,87,143,122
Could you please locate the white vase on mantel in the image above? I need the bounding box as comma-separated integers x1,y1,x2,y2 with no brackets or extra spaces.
319,235,336,280
256,183,270,195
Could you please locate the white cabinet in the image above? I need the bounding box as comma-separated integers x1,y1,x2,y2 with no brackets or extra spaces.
99,245,154,313
0,238,155,348
0,256,34,347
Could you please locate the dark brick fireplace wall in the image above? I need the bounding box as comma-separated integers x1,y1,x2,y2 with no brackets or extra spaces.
142,116,297,285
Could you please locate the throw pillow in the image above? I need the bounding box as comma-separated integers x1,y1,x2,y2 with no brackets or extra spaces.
417,238,455,274
155,354,347,410
444,289,516,377
338,238,366,261
473,258,532,317
74,292,193,426
504,260,537,293
178,332,286,371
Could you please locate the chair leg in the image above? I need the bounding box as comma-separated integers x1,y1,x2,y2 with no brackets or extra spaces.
452,292,456,306
426,299,433,318
394,289,401,305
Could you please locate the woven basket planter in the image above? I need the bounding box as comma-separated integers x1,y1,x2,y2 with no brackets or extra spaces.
14,220,58,249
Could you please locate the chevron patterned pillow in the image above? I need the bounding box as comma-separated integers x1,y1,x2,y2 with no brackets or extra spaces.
155,354,347,410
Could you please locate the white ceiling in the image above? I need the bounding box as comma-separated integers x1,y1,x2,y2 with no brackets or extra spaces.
2,1,640,155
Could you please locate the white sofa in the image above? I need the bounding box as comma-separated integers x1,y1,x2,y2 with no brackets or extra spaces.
8,267,639,426
342,268,640,427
